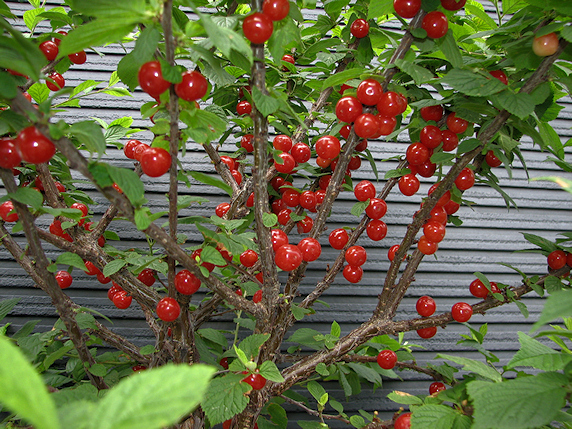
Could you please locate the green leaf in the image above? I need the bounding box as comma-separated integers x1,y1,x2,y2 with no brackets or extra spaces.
188,171,232,197
393,59,434,85
134,208,152,230
331,320,341,338
27,82,50,103
368,0,393,19
438,31,463,68
441,69,506,97
291,304,313,321
200,246,227,266
202,373,251,426
387,390,423,405
0,71,18,100
7,187,43,210
69,121,106,156
412,404,472,429
321,68,363,90
239,334,270,360
306,380,327,402
181,108,227,144
252,86,280,117
92,364,215,429
102,259,127,277
58,401,96,429
347,362,381,385
431,152,455,164
0,18,44,81
106,165,146,207
298,422,328,429
436,354,502,382
468,372,568,429
0,298,20,321
521,233,558,253
66,0,146,19
55,252,88,271
491,91,535,120
262,212,278,227
259,360,285,383
531,289,572,332
351,200,369,217
0,335,60,429
507,332,572,371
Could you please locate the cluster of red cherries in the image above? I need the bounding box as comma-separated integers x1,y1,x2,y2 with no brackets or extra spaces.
393,0,467,39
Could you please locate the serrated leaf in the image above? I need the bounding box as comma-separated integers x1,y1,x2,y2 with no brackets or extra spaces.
321,68,364,90
368,0,393,19
307,380,326,402
351,200,369,216
412,404,472,429
258,360,285,383
202,374,250,425
7,187,43,210
239,334,270,360
330,321,341,338
102,259,126,277
0,298,20,321
262,212,278,227
508,332,572,371
189,171,232,197
347,362,381,385
394,59,434,85
431,152,455,164
436,354,502,382
55,252,88,271
252,86,280,117
468,372,568,429
387,390,424,405
441,69,506,97
438,31,463,68
531,289,572,332
491,91,535,120
200,246,227,266
522,233,558,253
291,304,312,321
69,121,106,156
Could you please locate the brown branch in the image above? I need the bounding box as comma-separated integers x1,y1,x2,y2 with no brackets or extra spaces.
279,394,352,425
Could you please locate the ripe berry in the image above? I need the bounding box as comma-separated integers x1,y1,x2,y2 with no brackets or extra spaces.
216,202,231,218
113,291,132,309
489,70,508,85
298,237,321,262
416,295,436,317
275,152,296,174
262,0,290,21
354,113,380,139
137,268,156,287
345,245,367,267
175,269,201,295
418,235,438,255
138,61,171,99
455,167,475,191
55,270,73,289
329,228,349,249
441,130,459,152
422,11,448,39
68,50,87,65
377,349,398,370
469,279,499,298
107,284,123,301
398,174,419,196
240,249,259,267
39,40,58,61
124,139,141,159
241,134,254,152
365,198,387,220
16,126,56,164
97,272,111,284
451,302,473,323
485,150,502,167
423,221,446,243
253,289,263,303
428,183,451,207
406,142,430,166
377,91,407,117
336,96,363,123
271,229,289,251
275,244,303,271
393,0,421,18
420,105,444,122
243,12,274,44
532,32,559,57
350,19,369,38
242,372,267,390
440,0,466,10
388,244,400,262
343,265,363,283
175,71,208,101
140,147,171,177
297,216,313,233
548,250,567,270
291,143,311,163
0,138,21,169
273,134,293,152
0,201,18,222
354,180,376,201
237,100,252,115
357,78,383,105
315,135,341,160
420,125,442,149
446,112,469,134
429,381,446,395
282,54,295,65
417,326,437,339
444,200,460,215
366,220,387,241
156,297,181,322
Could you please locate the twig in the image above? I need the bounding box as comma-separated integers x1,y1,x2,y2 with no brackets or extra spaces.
279,394,352,425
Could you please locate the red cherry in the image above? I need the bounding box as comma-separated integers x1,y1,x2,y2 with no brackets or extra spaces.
489,70,508,85
416,327,437,339
273,134,293,152
243,12,274,44
175,269,201,295
394,412,411,429
345,245,367,267
298,237,321,262
388,244,400,262
355,139,368,152
420,105,444,122
107,284,123,301
39,40,58,61
343,265,363,283
278,208,292,225
138,61,171,99
246,192,254,207
532,32,559,57
271,229,289,251
416,295,436,317
429,206,447,224
262,0,290,21
354,180,376,202
455,167,475,191
0,201,18,222
53,30,67,46
376,349,397,370
375,115,397,136
274,152,296,174
156,297,181,322
137,268,156,287
175,71,208,101
84,261,101,276
316,156,331,168
215,202,231,218
336,96,363,123
242,372,266,390
291,143,311,163
46,71,65,91
191,248,215,272
315,135,341,160
296,215,313,233
548,250,567,270
416,161,436,178
365,198,387,220
428,183,451,207
469,278,494,298
422,11,448,39
55,270,73,289
354,113,380,139
329,229,349,249
420,125,442,149
567,253,572,267
275,244,303,271
124,139,141,159
134,143,150,162
315,190,326,206
451,302,473,323
440,0,466,10
16,126,55,164
240,249,259,267
231,170,242,185
377,91,406,117
96,272,111,284
367,219,387,241
241,134,254,152
446,112,469,134
406,142,430,166
485,150,502,167
253,289,263,303
418,236,438,255
356,78,383,106
350,19,369,38
0,138,21,169
443,200,460,215
299,191,317,211
140,147,171,177
348,155,362,170
423,221,446,243
393,0,421,18
398,174,419,196
282,54,295,65
237,100,252,115
220,155,237,171
69,51,87,65
113,291,132,309
441,130,459,152
429,381,446,395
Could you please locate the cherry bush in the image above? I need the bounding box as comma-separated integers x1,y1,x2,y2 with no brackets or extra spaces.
0,0,572,428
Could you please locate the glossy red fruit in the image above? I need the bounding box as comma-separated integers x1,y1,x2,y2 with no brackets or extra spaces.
548,250,567,270
0,201,18,222
175,71,208,101
418,235,438,255
336,96,363,123
365,198,387,220
246,192,254,207
96,272,111,284
485,150,502,167
420,125,442,149
134,143,150,162
282,54,295,65
156,297,180,322
237,100,252,115
416,295,436,317
441,0,466,10
489,70,508,85
357,79,383,106
138,61,171,99
275,244,303,271
0,138,21,169
446,112,469,134
273,134,292,152
298,237,321,262
315,135,340,160
393,0,421,18
124,139,141,159
55,270,72,289
242,372,267,390
113,291,132,309
377,349,398,369
329,229,349,250
354,180,376,202
53,30,67,46
532,32,559,57
348,155,362,170
355,139,368,152
297,216,313,233
240,249,259,267
394,412,411,429
174,269,201,295
423,220,446,243
441,130,459,152
69,51,87,65
252,289,263,303
137,268,156,287
46,72,65,91
429,381,446,395
345,245,367,267
241,134,254,152
16,126,55,164
567,252,572,267
277,208,292,226
416,326,437,339
215,202,231,218
367,219,387,241
377,91,405,117
416,161,436,178
428,183,451,207
107,284,123,301
243,12,274,44
39,40,58,61
469,279,497,298
274,152,296,174
398,174,420,196
140,147,171,177
84,260,101,276
387,244,400,262
343,265,363,283
271,229,289,251
455,167,475,191
291,143,311,163
420,105,444,123
191,248,215,272
299,191,317,211
443,200,460,215
406,142,430,166
354,113,380,139
262,0,290,21
422,11,448,39
452,302,473,323
350,19,369,38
